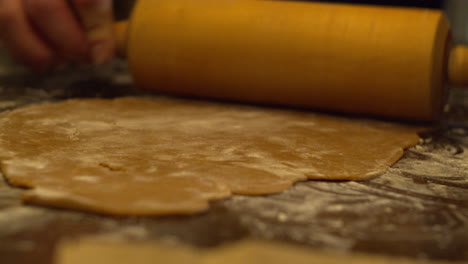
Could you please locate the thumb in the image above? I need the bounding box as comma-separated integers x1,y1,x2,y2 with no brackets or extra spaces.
71,0,115,65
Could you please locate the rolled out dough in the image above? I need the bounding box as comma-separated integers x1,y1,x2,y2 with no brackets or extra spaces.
0,97,420,215
56,238,459,264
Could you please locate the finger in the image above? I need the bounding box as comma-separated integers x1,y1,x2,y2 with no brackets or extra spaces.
72,0,115,65
0,0,56,71
23,0,88,62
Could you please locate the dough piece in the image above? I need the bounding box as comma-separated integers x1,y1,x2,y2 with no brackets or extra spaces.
0,97,419,215
56,238,458,264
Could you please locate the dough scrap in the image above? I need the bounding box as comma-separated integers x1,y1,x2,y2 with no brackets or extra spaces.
56,238,458,264
0,97,420,215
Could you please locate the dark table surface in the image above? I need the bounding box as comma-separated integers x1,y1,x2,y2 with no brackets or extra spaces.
0,62,467,264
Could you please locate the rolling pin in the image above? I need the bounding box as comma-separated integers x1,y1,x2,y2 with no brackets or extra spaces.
114,0,468,121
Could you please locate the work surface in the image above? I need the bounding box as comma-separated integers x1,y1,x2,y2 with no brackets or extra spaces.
0,62,467,263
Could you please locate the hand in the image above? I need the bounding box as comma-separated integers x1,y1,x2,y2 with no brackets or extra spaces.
0,0,115,71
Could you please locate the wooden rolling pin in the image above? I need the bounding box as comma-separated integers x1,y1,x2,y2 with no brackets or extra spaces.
115,0,468,121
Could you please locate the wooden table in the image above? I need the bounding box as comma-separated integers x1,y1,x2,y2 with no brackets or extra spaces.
0,62,467,264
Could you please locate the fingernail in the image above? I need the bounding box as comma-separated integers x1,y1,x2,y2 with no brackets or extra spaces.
95,0,113,12
75,0,112,12
91,43,109,65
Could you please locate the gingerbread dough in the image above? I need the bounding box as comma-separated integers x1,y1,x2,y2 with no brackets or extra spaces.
0,97,420,215
57,238,458,264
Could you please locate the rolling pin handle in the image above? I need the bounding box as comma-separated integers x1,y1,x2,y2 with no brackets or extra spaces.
448,45,468,87
114,21,129,58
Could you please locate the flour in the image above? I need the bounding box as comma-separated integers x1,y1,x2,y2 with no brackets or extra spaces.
217,128,468,256
0,60,466,261
0,207,51,236
90,225,149,242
